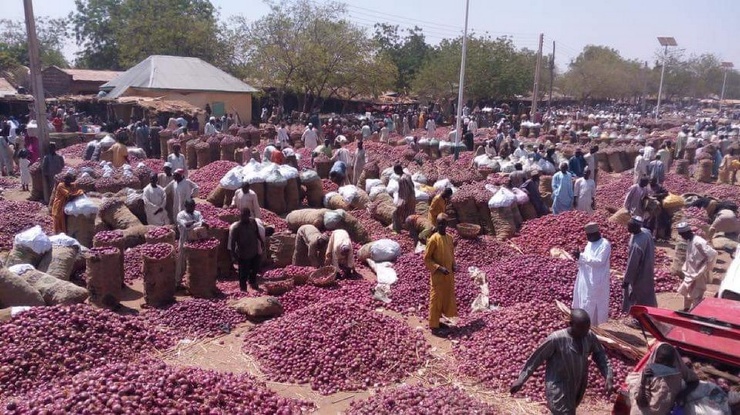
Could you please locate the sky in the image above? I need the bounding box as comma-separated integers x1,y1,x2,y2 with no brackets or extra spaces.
6,0,740,71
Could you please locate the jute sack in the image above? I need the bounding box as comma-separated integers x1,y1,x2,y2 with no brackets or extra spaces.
67,213,96,248
314,158,332,179
337,213,370,244
684,147,696,164
220,142,239,162
208,139,220,162
415,200,430,215
269,233,296,268
452,197,479,225
207,185,227,207
223,189,236,208
142,244,176,306
122,225,153,249
519,202,538,221
489,206,516,241
185,240,219,298
476,201,495,236
694,159,712,183
326,194,350,211
186,140,198,170
4,245,44,268
251,182,266,209
595,151,611,173
285,177,301,212
124,193,147,224
370,196,395,226
85,247,123,305
671,241,687,276
22,269,89,305
674,159,690,177
286,209,327,232
357,242,374,262
539,175,553,194
196,142,211,169
350,189,370,210
232,296,283,319
38,244,79,281
208,226,235,279
30,163,43,201
92,231,126,270
100,199,143,230
607,151,627,173
511,204,523,229
0,268,45,307
609,208,632,226
303,178,324,208
145,227,176,246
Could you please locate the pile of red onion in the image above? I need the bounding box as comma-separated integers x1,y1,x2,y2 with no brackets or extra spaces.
142,299,244,338
188,160,240,196
0,304,173,398
245,300,428,395
184,238,220,250
4,360,313,414
0,200,52,251
139,242,174,260
346,385,498,414
123,245,145,283
278,278,376,314
94,229,125,243
145,226,174,239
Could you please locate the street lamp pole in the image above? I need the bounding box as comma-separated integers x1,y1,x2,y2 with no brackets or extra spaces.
719,62,734,113
655,37,677,120
453,0,470,161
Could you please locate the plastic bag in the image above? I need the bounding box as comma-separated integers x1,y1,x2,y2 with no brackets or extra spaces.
277,164,299,180
468,266,491,312
64,195,99,217
511,187,529,205
537,159,556,175
299,170,319,183
367,259,398,285
682,381,731,415
100,134,115,150
369,239,401,262
323,209,346,230
323,192,339,208
415,188,430,201
488,187,516,208
8,263,34,275
373,283,392,304
14,226,52,255
365,179,382,193
369,185,387,201
386,178,399,195
219,166,245,190
337,185,359,204
48,233,81,247
433,179,452,191
411,172,428,185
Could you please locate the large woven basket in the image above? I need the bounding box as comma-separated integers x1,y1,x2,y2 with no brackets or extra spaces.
456,223,481,239
309,266,337,287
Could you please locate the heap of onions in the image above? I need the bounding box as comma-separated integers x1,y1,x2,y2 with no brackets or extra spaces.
0,305,173,398
4,360,313,414
123,245,146,283
346,385,498,414
142,299,244,338
184,238,220,250
189,160,240,196
245,300,428,395
0,200,52,251
278,278,376,314
145,226,174,240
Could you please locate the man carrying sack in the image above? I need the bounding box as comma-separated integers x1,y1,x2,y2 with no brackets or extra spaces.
229,207,264,291
676,222,717,311
176,199,209,287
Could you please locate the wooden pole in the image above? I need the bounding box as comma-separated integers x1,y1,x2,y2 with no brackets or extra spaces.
531,33,544,119
548,41,555,113
23,0,51,202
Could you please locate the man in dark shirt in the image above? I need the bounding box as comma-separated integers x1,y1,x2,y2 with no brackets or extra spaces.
229,208,263,291
150,121,162,159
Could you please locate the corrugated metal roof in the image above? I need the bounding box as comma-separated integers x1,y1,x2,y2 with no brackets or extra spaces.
102,55,257,98
59,68,124,82
0,77,18,97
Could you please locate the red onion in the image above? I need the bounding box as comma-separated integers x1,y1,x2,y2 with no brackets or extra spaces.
189,160,240,196
184,238,220,250
143,298,244,338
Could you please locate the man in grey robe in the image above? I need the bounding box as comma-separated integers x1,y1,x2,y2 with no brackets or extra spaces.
623,216,658,313
510,309,613,415
624,177,649,217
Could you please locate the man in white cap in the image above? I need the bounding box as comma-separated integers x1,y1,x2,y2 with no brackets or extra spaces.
623,216,657,314
167,143,187,177
165,169,199,222
158,162,174,188
301,124,319,151
676,222,717,311
572,222,611,326
204,117,217,136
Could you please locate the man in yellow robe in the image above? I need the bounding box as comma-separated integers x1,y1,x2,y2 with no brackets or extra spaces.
51,173,84,234
428,188,452,226
424,213,457,336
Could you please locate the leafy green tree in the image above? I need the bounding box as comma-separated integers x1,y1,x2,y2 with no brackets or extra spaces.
559,45,643,101
0,17,69,70
373,24,431,93
70,0,223,70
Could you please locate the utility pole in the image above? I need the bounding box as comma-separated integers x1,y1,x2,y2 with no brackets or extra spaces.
453,0,470,160
641,61,648,114
548,41,555,113
23,0,51,202
531,33,544,119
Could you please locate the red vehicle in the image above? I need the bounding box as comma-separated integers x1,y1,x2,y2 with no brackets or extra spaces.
612,298,740,414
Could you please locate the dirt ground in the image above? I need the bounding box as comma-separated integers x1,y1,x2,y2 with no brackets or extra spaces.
0,171,732,415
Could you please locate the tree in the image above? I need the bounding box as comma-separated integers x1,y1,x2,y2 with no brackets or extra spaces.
559,45,643,101
70,0,224,70
234,0,397,111
0,17,69,71
412,35,536,104
373,24,431,93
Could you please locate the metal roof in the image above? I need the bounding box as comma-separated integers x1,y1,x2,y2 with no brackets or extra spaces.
0,77,18,97
101,55,257,98
57,67,124,82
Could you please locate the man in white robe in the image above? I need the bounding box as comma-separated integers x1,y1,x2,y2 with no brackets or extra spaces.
572,223,611,326
325,229,355,276
677,222,717,311
230,181,261,219
573,169,596,214
175,199,208,284
301,124,319,151
165,169,199,222
142,173,169,226
167,144,187,177
425,118,436,138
